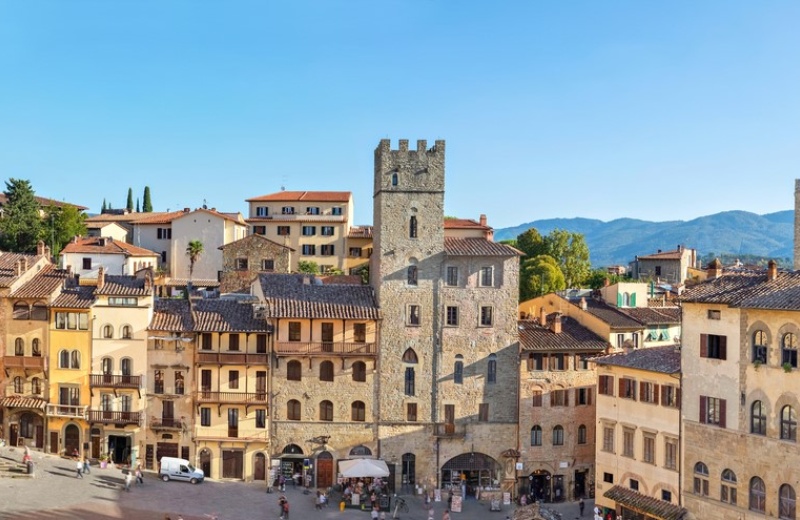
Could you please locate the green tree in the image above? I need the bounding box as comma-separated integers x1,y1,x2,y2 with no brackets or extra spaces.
126,188,134,212
0,179,44,253
543,229,591,288
585,269,624,290
101,198,107,212
44,204,87,256
520,254,566,300
142,186,153,212
515,228,547,258
136,198,140,213
297,260,319,274
185,240,204,280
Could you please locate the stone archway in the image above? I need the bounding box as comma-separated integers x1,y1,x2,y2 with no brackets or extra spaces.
254,452,266,481
199,449,212,477
441,452,501,496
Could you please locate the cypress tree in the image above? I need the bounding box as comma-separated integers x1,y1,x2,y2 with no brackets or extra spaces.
136,198,140,212
102,198,107,212
126,188,134,212
142,186,153,212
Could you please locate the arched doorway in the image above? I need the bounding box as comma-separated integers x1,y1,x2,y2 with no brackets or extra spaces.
200,449,211,477
64,424,80,456
529,469,551,502
402,453,416,490
441,452,501,497
280,444,304,483
254,453,266,481
316,451,333,488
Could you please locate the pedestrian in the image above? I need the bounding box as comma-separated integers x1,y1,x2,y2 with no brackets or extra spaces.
371,506,379,520
75,458,83,478
279,474,286,492
136,464,144,486
579,497,585,516
282,498,290,519
443,509,450,520
447,490,452,509
83,457,91,474
279,495,287,520
520,493,527,506
427,506,434,520
124,470,134,491
315,491,322,510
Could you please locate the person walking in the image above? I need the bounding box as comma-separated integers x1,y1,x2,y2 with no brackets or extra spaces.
135,464,144,486
124,470,134,491
579,497,585,516
83,457,91,475
279,495,287,520
315,491,323,510
75,458,83,478
442,510,450,520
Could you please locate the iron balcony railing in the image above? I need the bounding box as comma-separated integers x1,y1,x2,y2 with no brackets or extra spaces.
88,410,142,425
150,417,183,430
90,374,141,389
432,423,466,438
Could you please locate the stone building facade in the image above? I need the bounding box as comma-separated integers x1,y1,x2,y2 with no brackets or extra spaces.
219,234,293,293
371,139,521,498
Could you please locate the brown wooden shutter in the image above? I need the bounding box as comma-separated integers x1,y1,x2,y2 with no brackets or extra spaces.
619,378,625,397
699,396,707,423
527,353,533,371
653,384,660,404
639,381,645,400
676,388,681,408
720,336,727,360
589,387,594,405
700,334,708,358
720,399,727,428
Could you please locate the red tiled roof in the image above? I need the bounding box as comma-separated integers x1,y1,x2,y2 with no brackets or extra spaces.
347,226,373,239
518,318,608,352
637,248,685,260
0,194,87,211
52,286,95,308
0,253,42,287
96,275,151,296
603,485,691,520
443,218,491,230
192,299,271,332
149,299,193,332
618,306,681,325
174,208,246,225
60,237,159,257
129,210,188,225
444,237,521,257
246,191,351,203
594,345,681,374
0,396,47,410
681,267,800,310
164,278,220,288
258,273,380,320
10,265,70,298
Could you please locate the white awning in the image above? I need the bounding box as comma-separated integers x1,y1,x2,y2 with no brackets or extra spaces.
338,458,390,478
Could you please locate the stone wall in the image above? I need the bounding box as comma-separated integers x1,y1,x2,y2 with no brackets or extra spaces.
220,235,291,293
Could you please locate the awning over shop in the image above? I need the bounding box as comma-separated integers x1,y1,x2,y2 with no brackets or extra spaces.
338,458,390,478
0,397,47,410
604,485,694,520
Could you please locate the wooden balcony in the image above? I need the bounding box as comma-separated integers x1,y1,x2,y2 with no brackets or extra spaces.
90,374,141,389
46,404,87,419
88,410,141,426
195,391,267,404
274,342,376,356
432,423,466,438
197,352,269,365
4,356,45,370
150,417,183,430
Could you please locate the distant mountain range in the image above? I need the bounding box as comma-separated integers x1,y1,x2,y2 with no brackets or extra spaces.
494,210,794,268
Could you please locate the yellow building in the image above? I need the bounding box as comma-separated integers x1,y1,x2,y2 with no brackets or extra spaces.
47,284,95,457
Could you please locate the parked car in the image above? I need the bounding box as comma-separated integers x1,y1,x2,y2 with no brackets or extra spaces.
159,457,204,484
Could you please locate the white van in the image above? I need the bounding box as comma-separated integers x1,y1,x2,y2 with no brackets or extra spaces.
159,457,204,484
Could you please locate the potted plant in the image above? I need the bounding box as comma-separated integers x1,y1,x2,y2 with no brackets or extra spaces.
753,359,763,370
783,362,793,373
99,453,109,469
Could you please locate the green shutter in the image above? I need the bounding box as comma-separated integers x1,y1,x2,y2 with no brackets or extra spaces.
631,293,637,307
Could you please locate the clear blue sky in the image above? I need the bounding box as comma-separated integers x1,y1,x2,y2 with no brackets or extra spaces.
1,1,798,229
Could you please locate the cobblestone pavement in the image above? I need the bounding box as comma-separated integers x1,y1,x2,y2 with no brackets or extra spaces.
0,446,594,520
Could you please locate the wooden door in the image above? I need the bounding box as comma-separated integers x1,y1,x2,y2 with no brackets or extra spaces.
200,449,211,477
145,444,154,470
64,424,80,456
256,371,267,400
254,453,266,481
222,450,243,479
10,424,18,447
49,431,59,454
156,442,178,468
445,404,455,433
92,437,101,458
35,425,44,449
162,400,175,427
321,323,334,352
181,446,190,460
228,408,239,438
316,453,333,488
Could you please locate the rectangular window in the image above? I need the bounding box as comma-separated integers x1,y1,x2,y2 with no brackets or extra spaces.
531,390,542,407
406,403,417,421
630,479,639,491
261,259,274,271
302,226,316,236
288,322,301,342
551,353,566,371
200,407,211,427
662,490,672,503
404,367,415,396
108,297,137,306
603,472,614,484
301,244,316,255
479,266,493,287
661,385,681,408
321,245,335,256
253,225,266,235
82,258,92,270
707,309,721,320
281,206,294,215
446,306,459,326
528,353,546,371
575,355,590,370
643,434,655,464
603,427,615,453
598,375,615,396
623,428,635,458
156,228,172,240
256,409,266,428
201,333,212,350
478,403,489,422
331,207,342,216
551,389,568,407
354,323,366,343
228,334,240,351
349,247,362,257
408,305,420,326
236,258,248,270
576,387,593,405
256,206,268,217
161,251,167,263
277,226,290,236
700,333,727,360
321,226,334,236
700,396,726,427
446,266,458,286
640,382,658,404
480,306,493,327
306,207,320,215
409,216,417,238
617,334,625,348
620,377,637,400
229,370,239,389
664,438,678,470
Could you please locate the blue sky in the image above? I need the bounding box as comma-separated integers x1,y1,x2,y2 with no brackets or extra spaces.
1,1,798,229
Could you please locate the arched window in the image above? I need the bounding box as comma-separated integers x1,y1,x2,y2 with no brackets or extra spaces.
783,333,798,369
780,484,796,520
13,302,29,320
694,462,709,496
753,330,768,363
530,425,542,446
31,377,41,395
622,293,631,307
31,338,40,356
14,338,24,356
70,350,80,369
31,303,48,321
350,445,372,456
487,353,497,384
781,405,797,441
577,425,587,445
121,325,132,339
319,400,333,421
13,376,24,393
287,399,301,421
552,425,564,446
407,266,418,285
750,476,766,513
351,401,366,422
102,324,113,339
320,361,334,382
121,358,132,376
391,173,398,186
287,360,302,381
405,367,415,396
102,357,113,374
402,349,418,363
59,349,69,369
751,400,767,435
352,361,366,382
721,469,737,505
454,355,464,385
409,216,418,238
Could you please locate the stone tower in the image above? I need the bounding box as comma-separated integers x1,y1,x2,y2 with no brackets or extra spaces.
795,179,800,270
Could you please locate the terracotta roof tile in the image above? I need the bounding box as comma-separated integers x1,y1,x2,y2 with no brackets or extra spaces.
96,275,151,296
175,208,245,225
681,267,800,309
258,273,380,320
444,237,521,257
130,210,188,225
518,318,608,352
637,248,685,260
575,298,643,329
603,485,691,520
0,252,42,287
52,286,95,308
246,191,351,203
60,237,159,257
218,234,294,251
347,226,373,239
149,299,193,332
85,212,173,224
164,278,220,288
618,306,681,325
594,345,681,374
10,265,70,298
443,218,491,230
0,396,47,410
192,299,271,332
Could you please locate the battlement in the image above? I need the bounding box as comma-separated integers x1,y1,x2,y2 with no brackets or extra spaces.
377,138,445,155
373,138,446,196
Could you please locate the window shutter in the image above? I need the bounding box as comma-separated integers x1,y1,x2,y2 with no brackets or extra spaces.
653,384,660,404
676,388,681,408
631,293,637,306
619,378,625,397
589,387,593,405
720,399,727,428
660,387,667,406
639,381,645,400
617,293,622,307
700,334,708,358
699,396,707,423
720,336,727,360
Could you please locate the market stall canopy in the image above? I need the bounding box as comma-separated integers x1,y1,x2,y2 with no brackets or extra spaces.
338,458,390,478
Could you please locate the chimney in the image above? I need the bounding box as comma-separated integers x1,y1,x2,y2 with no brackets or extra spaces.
72,235,79,244
97,266,105,289
580,297,588,311
184,208,190,212
539,307,547,327
549,313,562,334
16,258,23,276
707,258,723,280
479,214,487,227
768,260,778,282
44,245,51,258
37,240,45,256
303,275,311,285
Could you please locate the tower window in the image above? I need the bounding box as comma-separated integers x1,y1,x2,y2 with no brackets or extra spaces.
409,216,417,238
392,173,398,186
